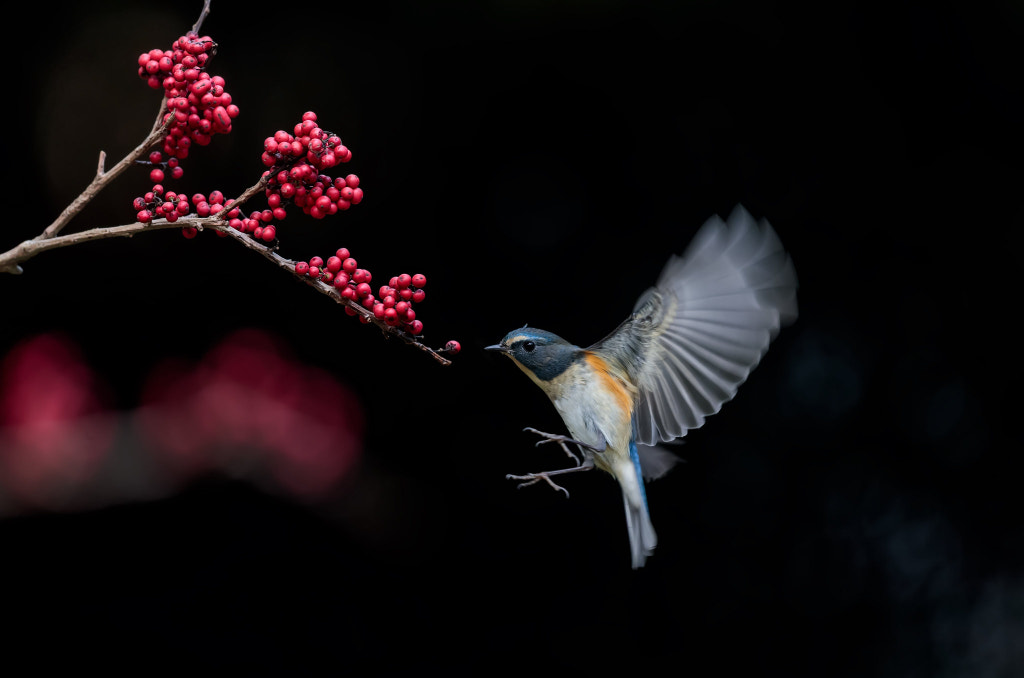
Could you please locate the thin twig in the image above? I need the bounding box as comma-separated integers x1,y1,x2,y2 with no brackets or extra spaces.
192,0,212,35
39,100,173,242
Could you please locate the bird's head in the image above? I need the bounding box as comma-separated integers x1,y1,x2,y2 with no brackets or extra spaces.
486,326,581,386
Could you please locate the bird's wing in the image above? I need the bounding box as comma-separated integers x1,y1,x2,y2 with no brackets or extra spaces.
589,206,798,446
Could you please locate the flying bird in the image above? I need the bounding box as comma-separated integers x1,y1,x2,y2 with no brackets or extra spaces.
486,206,798,568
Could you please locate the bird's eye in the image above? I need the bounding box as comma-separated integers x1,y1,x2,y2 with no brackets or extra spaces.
523,341,536,352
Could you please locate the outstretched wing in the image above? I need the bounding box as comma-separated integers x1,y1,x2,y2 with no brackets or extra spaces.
589,206,798,446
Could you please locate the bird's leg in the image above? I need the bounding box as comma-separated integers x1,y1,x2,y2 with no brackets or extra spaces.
506,457,595,498
523,427,603,467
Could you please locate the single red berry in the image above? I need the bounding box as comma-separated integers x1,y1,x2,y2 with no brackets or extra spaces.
444,340,461,354
295,261,309,276
308,266,321,278
181,226,198,239
373,303,385,319
336,247,350,260
355,282,372,298
137,210,152,223
342,258,357,273
412,289,426,303
326,256,342,273
395,300,410,315
396,273,412,289
149,168,165,183
310,256,324,268
409,320,423,335
411,273,426,288
383,307,398,323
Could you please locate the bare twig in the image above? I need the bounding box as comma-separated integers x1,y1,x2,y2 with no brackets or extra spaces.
192,0,212,34
38,100,173,243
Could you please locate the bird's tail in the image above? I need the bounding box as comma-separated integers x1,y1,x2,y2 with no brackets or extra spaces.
622,441,657,568
622,488,657,569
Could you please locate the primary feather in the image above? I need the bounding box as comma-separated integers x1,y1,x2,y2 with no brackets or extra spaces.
591,205,798,446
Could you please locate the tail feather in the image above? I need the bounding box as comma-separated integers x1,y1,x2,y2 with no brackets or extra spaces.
623,440,657,568
623,490,657,568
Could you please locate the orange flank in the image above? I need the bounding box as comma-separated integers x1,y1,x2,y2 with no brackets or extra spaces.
583,351,633,418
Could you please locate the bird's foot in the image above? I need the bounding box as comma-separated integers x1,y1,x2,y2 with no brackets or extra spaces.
506,472,572,498
523,427,599,466
505,458,595,499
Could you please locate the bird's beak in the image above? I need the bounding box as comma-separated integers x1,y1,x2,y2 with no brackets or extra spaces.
485,344,510,355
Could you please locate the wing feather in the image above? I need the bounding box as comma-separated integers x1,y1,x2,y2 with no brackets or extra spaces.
590,205,798,445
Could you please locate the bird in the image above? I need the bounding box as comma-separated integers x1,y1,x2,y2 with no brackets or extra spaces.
485,205,798,568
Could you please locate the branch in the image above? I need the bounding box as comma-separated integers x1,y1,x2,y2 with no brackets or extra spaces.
1,176,453,365
39,100,173,243
192,0,212,34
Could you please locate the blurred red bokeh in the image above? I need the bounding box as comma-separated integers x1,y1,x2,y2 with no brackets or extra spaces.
0,333,113,508
0,329,363,513
139,328,364,497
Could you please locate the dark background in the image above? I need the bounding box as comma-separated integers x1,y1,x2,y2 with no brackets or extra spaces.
3,0,1022,674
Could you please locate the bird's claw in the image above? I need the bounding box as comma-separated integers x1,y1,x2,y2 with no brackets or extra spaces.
522,427,595,466
506,472,570,498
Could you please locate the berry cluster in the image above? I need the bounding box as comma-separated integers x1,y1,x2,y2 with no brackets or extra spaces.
294,248,427,334
133,189,239,238
262,112,364,221
137,32,238,176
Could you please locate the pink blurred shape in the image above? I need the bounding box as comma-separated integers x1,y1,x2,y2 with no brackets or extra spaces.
139,329,364,498
0,334,113,507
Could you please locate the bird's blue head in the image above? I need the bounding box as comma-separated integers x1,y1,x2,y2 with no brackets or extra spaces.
486,326,581,384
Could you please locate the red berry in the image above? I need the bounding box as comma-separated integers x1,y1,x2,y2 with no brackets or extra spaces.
182,226,198,239
308,266,321,278
396,273,412,289
342,258,357,273
261,225,276,241
326,256,342,273
149,168,164,183
336,247,350,260
411,273,426,288
444,340,461,354
295,261,309,275
310,256,324,268
137,210,152,223
409,320,423,335
412,289,426,303
355,282,372,298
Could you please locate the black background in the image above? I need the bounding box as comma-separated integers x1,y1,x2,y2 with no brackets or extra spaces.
3,0,1022,674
